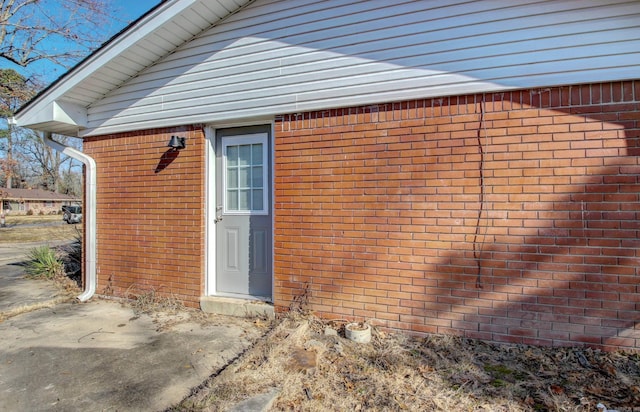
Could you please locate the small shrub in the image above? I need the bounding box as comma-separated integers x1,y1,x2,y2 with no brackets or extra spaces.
25,246,65,279
59,231,82,286
26,209,33,216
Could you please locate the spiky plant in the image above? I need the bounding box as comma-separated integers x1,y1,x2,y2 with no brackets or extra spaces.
25,246,65,279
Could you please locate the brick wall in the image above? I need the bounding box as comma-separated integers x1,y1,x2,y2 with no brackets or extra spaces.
84,126,205,307
274,81,640,351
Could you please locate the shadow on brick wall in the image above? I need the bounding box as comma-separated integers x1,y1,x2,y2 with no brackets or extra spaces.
418,95,640,350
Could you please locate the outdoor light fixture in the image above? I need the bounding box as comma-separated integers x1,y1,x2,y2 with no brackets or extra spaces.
167,135,186,150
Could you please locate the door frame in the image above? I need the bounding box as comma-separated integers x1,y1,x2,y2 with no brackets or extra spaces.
204,122,275,301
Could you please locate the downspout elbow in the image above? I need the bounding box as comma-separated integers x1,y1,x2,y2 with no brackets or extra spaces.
44,132,97,302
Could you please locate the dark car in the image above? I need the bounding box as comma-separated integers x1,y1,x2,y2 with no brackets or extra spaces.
62,205,82,224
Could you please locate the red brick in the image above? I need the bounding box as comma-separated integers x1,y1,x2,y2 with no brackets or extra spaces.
269,81,640,350
85,126,206,307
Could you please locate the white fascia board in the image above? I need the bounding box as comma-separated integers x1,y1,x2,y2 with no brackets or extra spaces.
15,0,204,133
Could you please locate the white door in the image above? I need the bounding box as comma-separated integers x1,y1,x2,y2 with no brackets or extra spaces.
214,127,272,298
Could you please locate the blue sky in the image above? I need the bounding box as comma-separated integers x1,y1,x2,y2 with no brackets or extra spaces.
2,0,162,85
56,0,162,81
115,0,162,27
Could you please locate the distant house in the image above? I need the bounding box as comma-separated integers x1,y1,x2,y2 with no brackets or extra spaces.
13,1,640,351
1,188,79,215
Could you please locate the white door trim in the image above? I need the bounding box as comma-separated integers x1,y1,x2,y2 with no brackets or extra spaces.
204,125,216,296
204,122,275,300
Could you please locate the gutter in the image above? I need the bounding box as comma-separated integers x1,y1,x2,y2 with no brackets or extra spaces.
43,132,97,302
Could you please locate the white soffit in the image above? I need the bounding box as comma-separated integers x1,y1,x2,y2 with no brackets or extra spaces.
14,0,251,135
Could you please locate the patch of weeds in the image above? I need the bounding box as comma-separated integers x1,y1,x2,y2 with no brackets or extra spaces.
124,286,185,315
173,314,640,412
25,246,65,279
288,282,311,314
484,363,514,376
57,231,82,286
365,340,406,373
484,363,527,384
171,381,239,411
490,378,507,388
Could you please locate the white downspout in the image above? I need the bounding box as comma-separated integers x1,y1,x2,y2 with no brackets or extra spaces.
44,132,97,302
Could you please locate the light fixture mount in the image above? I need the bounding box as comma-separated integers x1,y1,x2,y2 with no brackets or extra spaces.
167,135,186,150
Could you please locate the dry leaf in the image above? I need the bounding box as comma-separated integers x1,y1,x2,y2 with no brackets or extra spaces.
418,364,434,375
550,385,564,395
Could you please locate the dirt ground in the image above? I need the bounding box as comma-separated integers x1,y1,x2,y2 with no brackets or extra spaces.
170,313,640,412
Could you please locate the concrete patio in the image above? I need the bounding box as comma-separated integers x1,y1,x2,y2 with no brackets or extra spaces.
0,246,267,411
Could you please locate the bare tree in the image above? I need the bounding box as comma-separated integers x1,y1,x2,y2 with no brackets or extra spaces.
0,68,38,188
0,0,116,190
16,128,82,194
0,0,113,68
0,187,7,225
0,0,135,192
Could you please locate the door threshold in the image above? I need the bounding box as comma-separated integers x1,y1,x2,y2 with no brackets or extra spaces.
200,296,274,319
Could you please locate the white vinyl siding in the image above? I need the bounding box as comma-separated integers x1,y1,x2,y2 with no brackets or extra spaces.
84,0,640,136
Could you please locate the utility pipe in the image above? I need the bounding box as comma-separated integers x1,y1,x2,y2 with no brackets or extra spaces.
44,132,97,302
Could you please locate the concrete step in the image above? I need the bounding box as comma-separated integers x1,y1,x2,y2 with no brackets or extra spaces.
200,296,274,319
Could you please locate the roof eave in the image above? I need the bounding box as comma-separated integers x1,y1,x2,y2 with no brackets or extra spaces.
14,0,252,136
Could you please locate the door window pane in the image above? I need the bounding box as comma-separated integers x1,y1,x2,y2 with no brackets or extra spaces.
239,189,251,210
227,189,238,210
252,144,263,165
227,168,238,188
227,146,238,166
253,189,263,210
239,145,251,166
224,139,267,213
239,166,251,188
252,166,263,187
